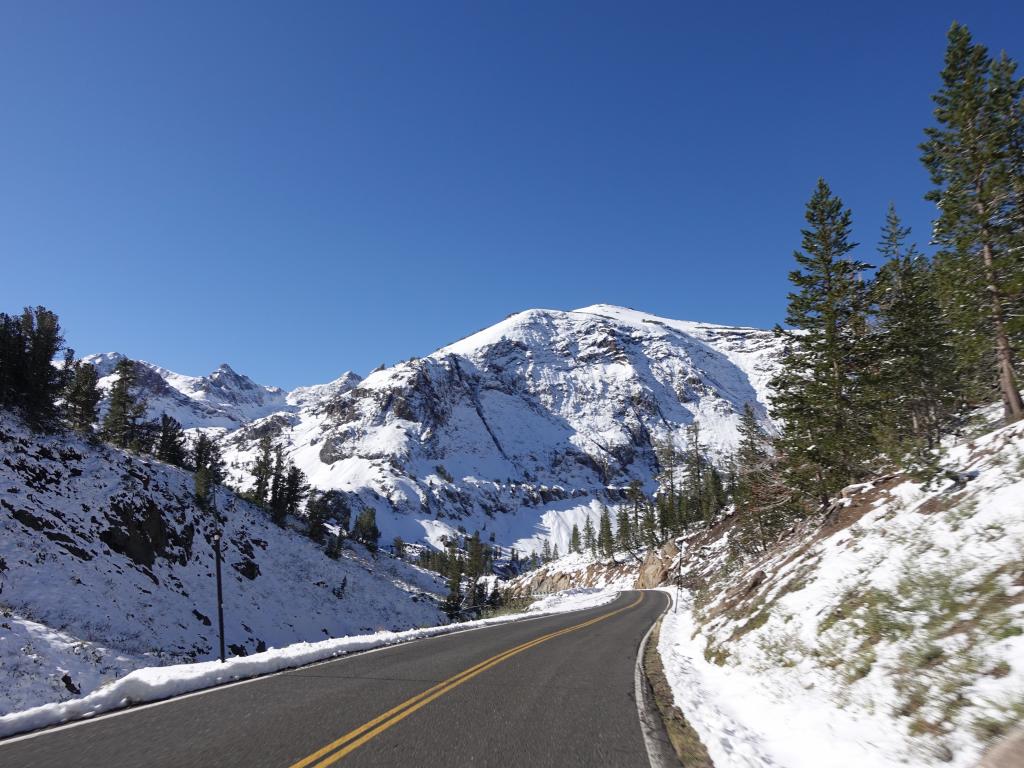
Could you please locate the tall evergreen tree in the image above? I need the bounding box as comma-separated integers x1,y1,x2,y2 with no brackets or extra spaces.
443,549,462,620
770,179,875,505
582,514,597,556
640,502,659,548
615,506,633,552
679,423,705,529
192,432,225,516
63,360,101,434
305,490,329,543
732,404,794,554
192,432,225,483
872,205,959,459
597,505,614,558
101,359,147,450
464,531,484,607
353,508,381,551
701,464,727,523
282,464,308,518
0,307,67,429
569,523,582,554
156,414,188,467
250,436,274,506
921,23,1024,422
268,447,286,525
626,478,647,533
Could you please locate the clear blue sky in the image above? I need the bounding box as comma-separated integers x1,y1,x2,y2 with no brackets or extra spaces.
2,2,1020,389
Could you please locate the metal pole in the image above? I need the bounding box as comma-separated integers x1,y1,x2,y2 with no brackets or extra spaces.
213,532,226,663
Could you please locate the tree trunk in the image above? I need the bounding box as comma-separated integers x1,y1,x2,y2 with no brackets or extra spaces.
980,239,1024,422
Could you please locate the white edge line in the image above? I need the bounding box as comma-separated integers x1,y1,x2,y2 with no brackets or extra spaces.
0,591,625,747
634,589,679,768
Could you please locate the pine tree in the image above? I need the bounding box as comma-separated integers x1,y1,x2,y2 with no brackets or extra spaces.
192,432,225,517
305,490,329,542
640,501,658,548
732,404,794,554
679,423,704,529
0,307,71,431
615,506,633,552
701,465,726,523
322,490,352,532
12,308,66,429
192,432,225,483
101,359,147,450
283,464,308,518
541,539,552,563
353,508,381,551
63,360,101,434
325,533,343,560
921,23,1024,422
872,205,959,459
250,436,274,506
569,523,581,554
269,447,286,525
597,505,614,558
626,479,647,532
582,514,596,556
464,531,484,607
156,414,188,467
770,179,875,505
444,552,462,620
552,543,560,560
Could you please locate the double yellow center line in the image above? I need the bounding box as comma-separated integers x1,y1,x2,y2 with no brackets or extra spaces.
289,592,644,767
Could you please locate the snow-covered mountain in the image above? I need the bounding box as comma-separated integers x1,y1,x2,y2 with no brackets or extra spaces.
217,305,783,557
82,306,783,559
83,352,361,430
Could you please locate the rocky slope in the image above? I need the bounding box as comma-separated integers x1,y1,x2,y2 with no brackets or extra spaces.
0,413,444,715
90,305,783,558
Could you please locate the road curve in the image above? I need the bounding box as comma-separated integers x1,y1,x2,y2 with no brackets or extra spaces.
0,590,672,767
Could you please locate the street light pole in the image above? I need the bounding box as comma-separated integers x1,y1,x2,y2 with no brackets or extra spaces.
212,531,226,663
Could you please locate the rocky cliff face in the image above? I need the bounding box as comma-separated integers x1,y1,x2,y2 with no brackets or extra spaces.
88,305,784,556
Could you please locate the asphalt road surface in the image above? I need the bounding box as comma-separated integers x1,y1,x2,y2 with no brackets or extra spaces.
0,590,673,767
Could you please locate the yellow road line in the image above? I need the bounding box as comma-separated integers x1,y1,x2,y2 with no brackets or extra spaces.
289,592,645,768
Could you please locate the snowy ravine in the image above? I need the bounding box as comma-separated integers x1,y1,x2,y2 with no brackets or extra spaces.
0,414,445,717
88,305,784,559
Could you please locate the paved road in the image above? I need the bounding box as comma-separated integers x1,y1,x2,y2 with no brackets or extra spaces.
0,590,672,767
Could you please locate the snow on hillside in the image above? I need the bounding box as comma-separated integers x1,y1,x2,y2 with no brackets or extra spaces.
211,305,784,559
656,418,1024,768
0,414,444,717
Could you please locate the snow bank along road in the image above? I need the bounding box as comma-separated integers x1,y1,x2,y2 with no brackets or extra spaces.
0,591,672,767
